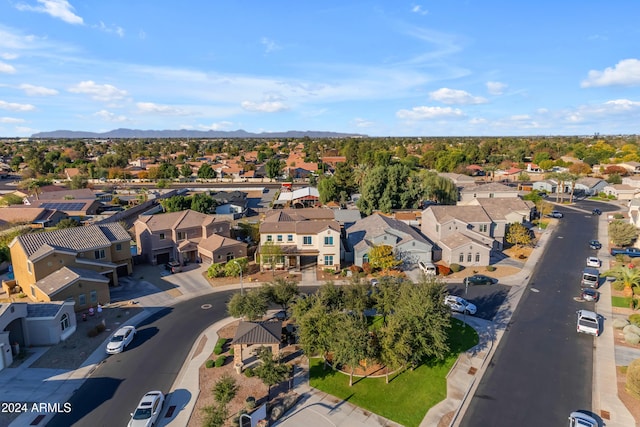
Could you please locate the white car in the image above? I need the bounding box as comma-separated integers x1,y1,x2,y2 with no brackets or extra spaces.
568,411,597,427
128,391,165,427
106,325,136,354
418,261,437,275
549,210,564,218
444,295,477,315
586,257,601,268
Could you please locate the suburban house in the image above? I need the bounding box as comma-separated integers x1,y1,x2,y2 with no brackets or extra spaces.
0,207,68,229
7,223,133,311
346,213,433,267
0,301,76,371
629,199,640,228
622,175,640,189
619,161,640,174
574,177,607,195
274,187,320,209
258,209,341,271
532,179,558,194
525,163,544,173
458,182,520,204
23,188,103,218
134,209,240,266
438,172,476,188
603,184,639,201
467,198,535,248
421,205,498,267
210,191,248,217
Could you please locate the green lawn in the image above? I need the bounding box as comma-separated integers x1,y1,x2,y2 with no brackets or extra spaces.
612,295,632,308
309,318,479,427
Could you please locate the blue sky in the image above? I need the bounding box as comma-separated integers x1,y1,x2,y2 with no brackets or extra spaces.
1,1,640,137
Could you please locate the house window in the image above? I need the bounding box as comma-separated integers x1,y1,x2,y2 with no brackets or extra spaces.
459,253,464,263
324,255,334,266
94,249,106,259
27,261,32,274
479,224,488,233
287,235,293,242
324,236,333,245
303,236,312,245
90,290,98,304
363,254,369,264
475,253,480,262
467,253,472,262
159,233,165,240
267,235,273,242
78,294,86,306
436,224,439,233
116,243,122,251
226,252,234,262
177,232,185,241
60,313,70,332
30,285,36,298
277,235,283,242
489,193,494,198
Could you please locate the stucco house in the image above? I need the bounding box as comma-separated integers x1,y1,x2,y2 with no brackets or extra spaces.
619,161,640,174
258,209,341,271
458,182,520,205
532,179,558,194
0,301,76,371
134,209,237,265
211,191,248,216
622,175,640,189
603,184,639,201
346,213,433,267
0,207,68,229
7,223,133,311
574,177,607,196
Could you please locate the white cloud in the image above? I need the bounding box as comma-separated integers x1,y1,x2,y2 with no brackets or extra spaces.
94,110,129,122
0,117,24,123
19,83,58,96
353,118,375,128
260,37,281,54
136,102,188,115
198,121,234,131
411,5,428,15
0,100,35,111
486,81,507,95
0,53,18,60
95,22,125,38
396,106,465,120
429,88,487,105
581,58,640,87
0,61,16,74
510,114,531,121
15,0,83,25
241,100,288,113
68,81,127,101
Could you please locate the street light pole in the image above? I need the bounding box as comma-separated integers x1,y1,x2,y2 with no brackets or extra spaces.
232,259,244,295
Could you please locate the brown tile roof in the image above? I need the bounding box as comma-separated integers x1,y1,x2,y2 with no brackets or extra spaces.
35,266,109,297
198,234,244,252
136,209,216,231
0,207,52,224
427,205,492,224
35,188,96,200
231,321,282,345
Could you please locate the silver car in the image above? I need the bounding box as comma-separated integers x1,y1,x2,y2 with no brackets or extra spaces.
444,295,477,315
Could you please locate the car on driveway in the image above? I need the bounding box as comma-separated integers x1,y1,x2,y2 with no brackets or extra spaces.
444,295,477,315
568,411,597,427
418,261,437,275
589,240,602,250
586,257,601,268
581,288,599,302
463,274,497,286
106,325,136,354
128,391,165,427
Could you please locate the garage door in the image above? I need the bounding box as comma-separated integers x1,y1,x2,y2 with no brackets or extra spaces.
116,265,129,277
156,252,170,264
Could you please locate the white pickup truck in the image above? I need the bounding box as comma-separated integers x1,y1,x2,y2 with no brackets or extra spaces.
576,310,600,336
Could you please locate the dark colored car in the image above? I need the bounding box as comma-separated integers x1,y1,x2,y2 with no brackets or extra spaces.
581,288,600,302
589,240,602,250
610,247,640,257
592,208,602,215
165,261,181,273
463,274,497,286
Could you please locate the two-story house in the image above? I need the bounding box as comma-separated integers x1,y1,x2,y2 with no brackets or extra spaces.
259,209,341,271
467,198,535,248
346,213,433,267
458,182,520,205
7,223,133,311
421,206,496,267
134,209,243,265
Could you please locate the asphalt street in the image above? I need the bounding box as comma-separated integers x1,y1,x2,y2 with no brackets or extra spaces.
446,283,510,320
459,201,609,427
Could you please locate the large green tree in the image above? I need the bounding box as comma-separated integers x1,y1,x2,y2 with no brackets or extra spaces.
226,289,268,320
609,220,639,247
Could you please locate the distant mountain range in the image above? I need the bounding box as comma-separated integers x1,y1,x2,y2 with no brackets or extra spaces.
31,128,366,139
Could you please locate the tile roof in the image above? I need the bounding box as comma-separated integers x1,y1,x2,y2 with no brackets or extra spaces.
232,321,282,345
198,234,244,252
26,302,66,318
474,198,534,221
15,223,130,259
347,213,432,250
460,182,518,193
136,209,216,231
35,266,109,297
427,205,492,224
439,232,492,250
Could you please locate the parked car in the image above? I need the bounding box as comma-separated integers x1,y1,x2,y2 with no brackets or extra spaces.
610,247,640,257
106,325,136,354
166,261,181,273
444,295,477,315
548,210,564,218
463,274,497,286
581,288,599,302
418,261,437,275
128,391,165,427
589,240,602,250
592,208,602,215
580,267,600,288
576,310,600,336
586,257,601,268
568,411,597,427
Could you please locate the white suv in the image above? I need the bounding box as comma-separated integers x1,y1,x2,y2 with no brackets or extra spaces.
418,261,437,275
444,295,477,315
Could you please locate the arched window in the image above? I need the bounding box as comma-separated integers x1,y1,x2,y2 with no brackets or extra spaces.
60,313,70,332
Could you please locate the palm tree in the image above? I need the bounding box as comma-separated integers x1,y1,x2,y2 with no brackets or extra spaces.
603,265,640,308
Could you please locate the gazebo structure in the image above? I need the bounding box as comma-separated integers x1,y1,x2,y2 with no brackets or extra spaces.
231,321,282,370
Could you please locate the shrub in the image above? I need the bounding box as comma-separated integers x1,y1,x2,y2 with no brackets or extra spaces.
614,213,625,220
213,338,227,355
215,356,226,367
450,263,463,273
362,262,372,275
613,281,626,291
207,263,225,278
229,347,234,355
437,264,451,276
205,359,215,369
631,314,640,327
628,359,640,398
485,265,496,272
349,265,363,274
244,368,255,377
213,373,238,405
